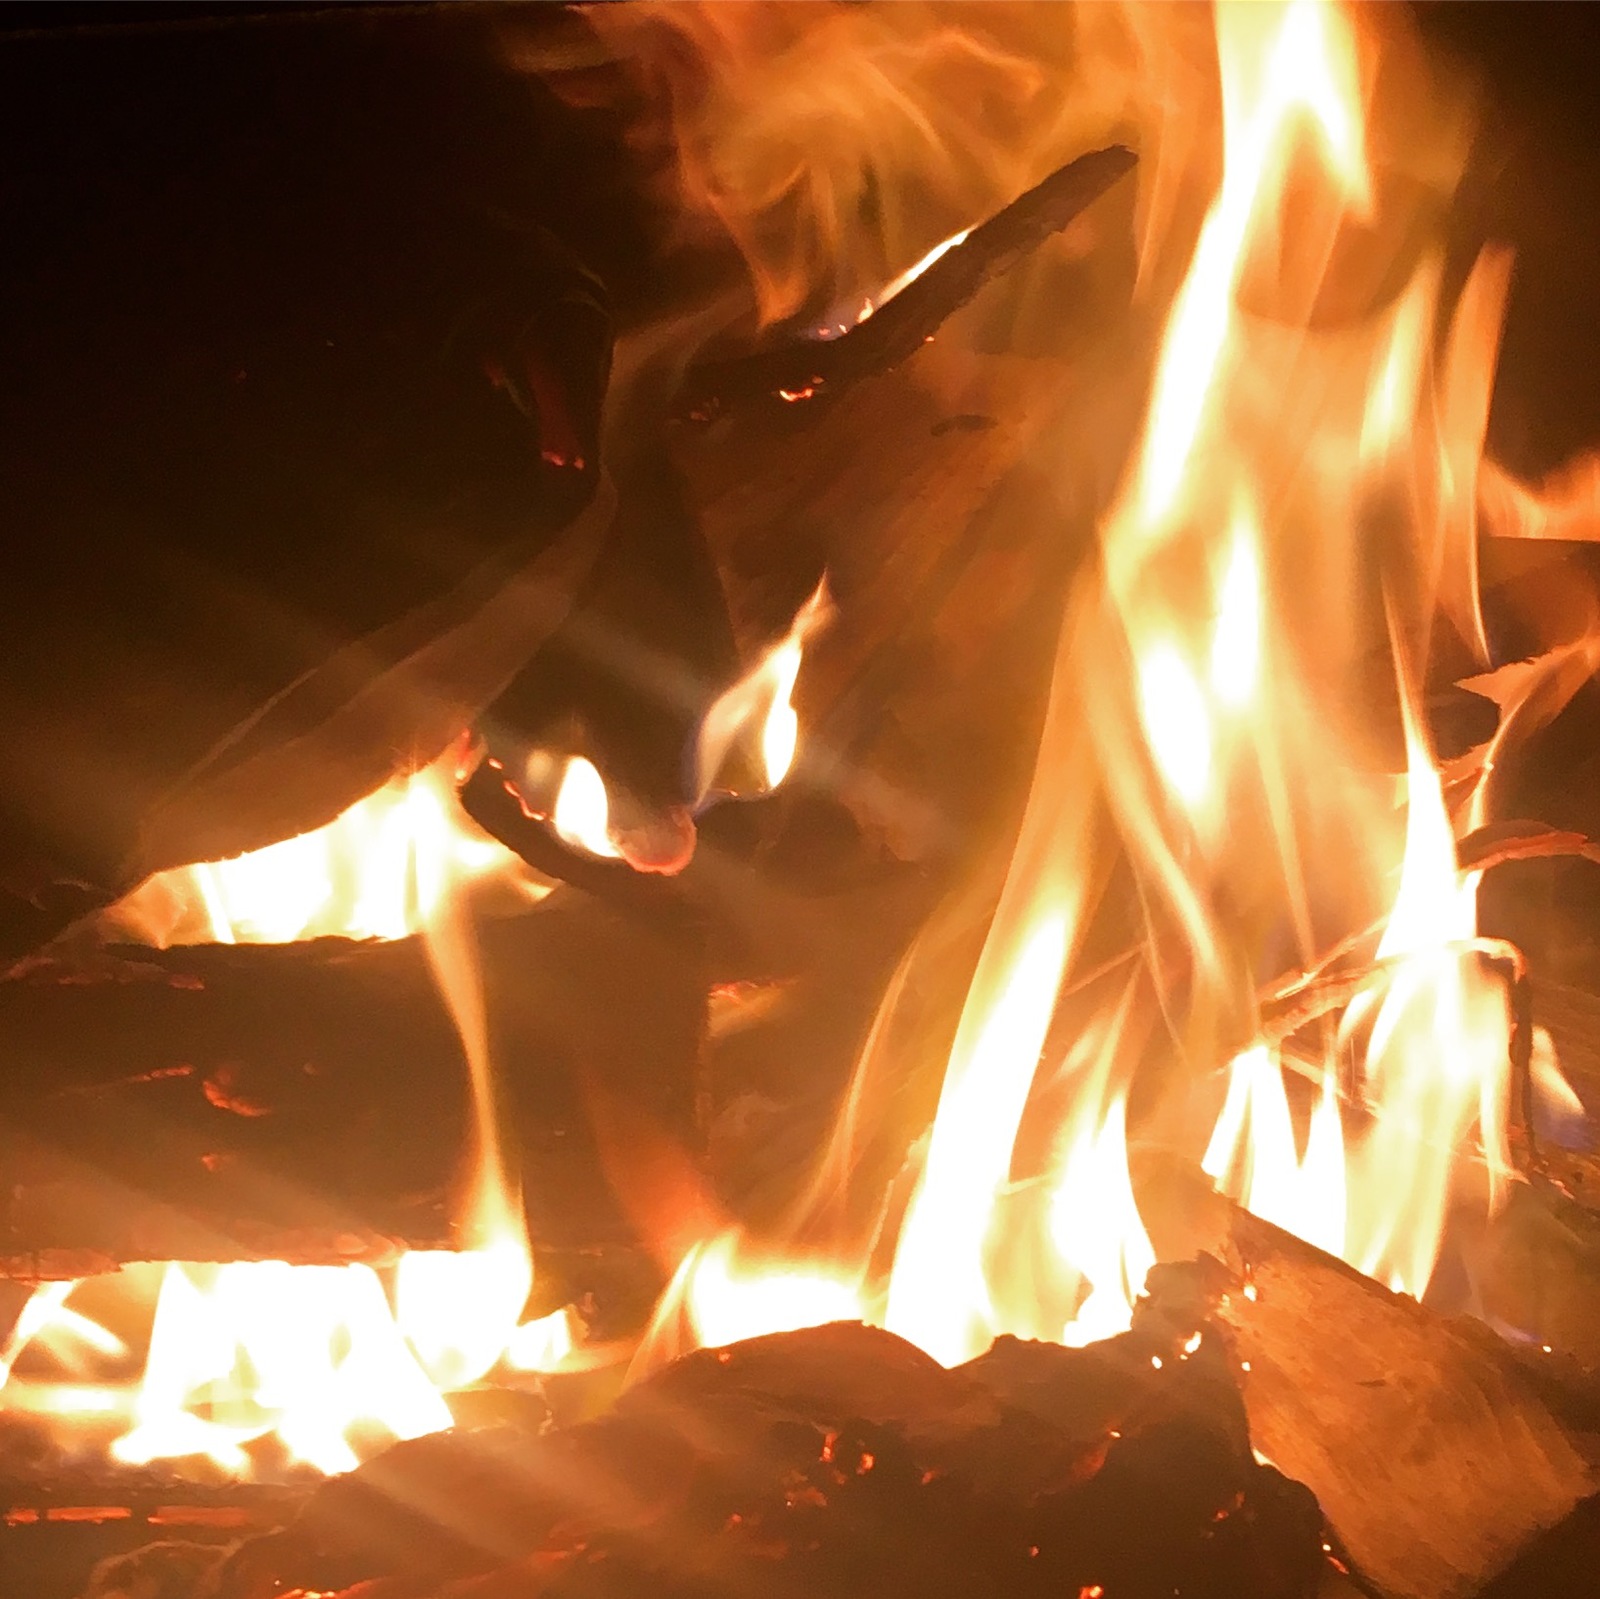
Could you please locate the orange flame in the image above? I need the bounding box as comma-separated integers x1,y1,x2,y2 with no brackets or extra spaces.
8,0,1588,1467
641,0,1535,1369
108,759,547,947
5,759,577,1474
695,581,832,802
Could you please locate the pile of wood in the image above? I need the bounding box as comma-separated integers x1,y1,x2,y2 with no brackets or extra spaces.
8,1199,1585,1599
82,1316,1324,1599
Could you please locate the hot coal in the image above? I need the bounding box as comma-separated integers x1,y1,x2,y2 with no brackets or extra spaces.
185,1319,1322,1599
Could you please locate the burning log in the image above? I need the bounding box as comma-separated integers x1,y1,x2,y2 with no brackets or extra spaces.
667,269,1145,878
1140,1163,1598,1599
0,892,707,1273
194,1319,1323,1599
673,147,1138,427
0,9,739,965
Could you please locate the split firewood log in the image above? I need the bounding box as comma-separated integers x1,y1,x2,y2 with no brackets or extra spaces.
1138,1160,1599,1599
664,158,1148,872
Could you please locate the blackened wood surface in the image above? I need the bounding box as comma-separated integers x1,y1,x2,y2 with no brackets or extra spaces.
0,892,707,1270
0,7,645,955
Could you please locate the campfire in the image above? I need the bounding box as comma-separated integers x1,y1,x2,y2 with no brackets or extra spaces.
3,2,1600,1596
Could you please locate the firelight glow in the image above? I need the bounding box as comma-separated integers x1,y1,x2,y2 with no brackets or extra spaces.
3,0,1588,1474
641,0,1549,1374
695,580,833,801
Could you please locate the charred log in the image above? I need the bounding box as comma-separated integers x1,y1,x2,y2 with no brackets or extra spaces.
673,147,1138,428
203,1319,1322,1599
0,10,682,962
0,892,707,1271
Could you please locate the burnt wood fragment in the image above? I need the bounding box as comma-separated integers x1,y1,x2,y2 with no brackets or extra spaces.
212,1319,1321,1599
673,146,1138,427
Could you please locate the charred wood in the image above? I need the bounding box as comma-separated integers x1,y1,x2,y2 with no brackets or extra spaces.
0,892,707,1271
207,1319,1323,1599
673,147,1137,428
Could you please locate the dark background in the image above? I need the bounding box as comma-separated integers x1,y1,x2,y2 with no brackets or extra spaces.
2,1,1596,465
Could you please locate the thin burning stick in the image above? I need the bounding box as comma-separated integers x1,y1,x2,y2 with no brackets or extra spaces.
673,144,1138,425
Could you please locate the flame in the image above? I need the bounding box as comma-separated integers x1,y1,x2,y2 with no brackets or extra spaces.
1203,1046,1348,1262
108,758,546,947
7,756,575,1476
8,0,1579,1471
641,0,1528,1371
645,1232,865,1362
551,755,622,858
1115,0,1513,1304
695,581,832,801
1,1263,575,1477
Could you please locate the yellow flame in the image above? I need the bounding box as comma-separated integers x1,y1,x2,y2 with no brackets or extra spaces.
1129,0,1368,535
111,1262,454,1477
1137,642,1213,811
108,760,546,947
884,913,1074,1366
6,0,1561,1463
1203,1047,1348,1261
1052,1095,1157,1348
671,1233,864,1353
12,754,576,1476
552,755,622,858
1209,506,1263,709
696,581,832,801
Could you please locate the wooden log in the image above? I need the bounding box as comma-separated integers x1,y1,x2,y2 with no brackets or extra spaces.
673,147,1137,426
0,891,708,1272
1139,1160,1598,1599
0,10,686,964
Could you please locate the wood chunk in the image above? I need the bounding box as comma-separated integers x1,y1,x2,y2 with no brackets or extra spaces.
237,1319,1321,1599
1140,1161,1598,1599
0,892,707,1268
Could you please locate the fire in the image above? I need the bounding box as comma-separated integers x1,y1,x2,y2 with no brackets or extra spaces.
695,581,833,802
108,758,546,947
551,755,621,858
1,563,835,1471
638,1231,865,1372
3,757,578,1475
2,1262,575,1477
642,0,1543,1371
4,0,1586,1480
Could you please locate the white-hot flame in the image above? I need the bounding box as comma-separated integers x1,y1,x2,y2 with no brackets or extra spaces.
552,755,621,858
109,761,544,947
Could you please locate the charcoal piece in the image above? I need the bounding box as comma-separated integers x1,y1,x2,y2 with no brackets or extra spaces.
233,1318,1321,1599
